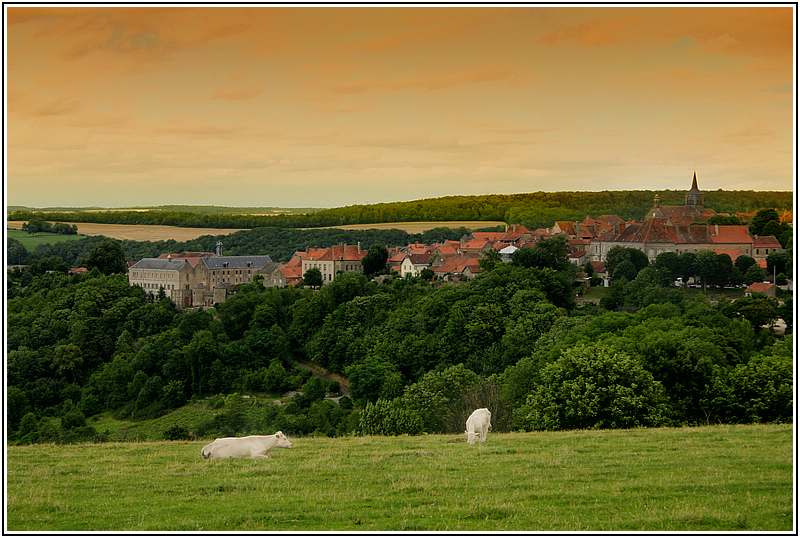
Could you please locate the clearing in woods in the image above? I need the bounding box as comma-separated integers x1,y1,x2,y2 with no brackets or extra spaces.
7,221,245,242
6,424,792,531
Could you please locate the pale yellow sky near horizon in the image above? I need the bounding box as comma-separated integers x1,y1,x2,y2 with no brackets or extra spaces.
6,6,795,208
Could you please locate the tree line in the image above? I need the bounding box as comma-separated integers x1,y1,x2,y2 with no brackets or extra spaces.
20,220,78,235
9,189,792,230
6,225,490,272
6,235,792,444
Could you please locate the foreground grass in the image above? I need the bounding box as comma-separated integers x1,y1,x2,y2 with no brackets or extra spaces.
7,424,792,531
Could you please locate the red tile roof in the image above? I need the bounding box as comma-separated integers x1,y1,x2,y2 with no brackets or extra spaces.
387,251,406,263
408,253,434,265
710,225,752,244
461,238,490,250
553,221,576,235
407,243,433,255
435,245,460,256
472,231,506,241
432,254,481,275
753,235,782,249
747,282,775,294
590,261,606,274
317,244,368,262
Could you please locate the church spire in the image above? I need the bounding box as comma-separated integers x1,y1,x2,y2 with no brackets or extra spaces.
685,171,704,207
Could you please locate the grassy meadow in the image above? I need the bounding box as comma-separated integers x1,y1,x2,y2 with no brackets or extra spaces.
7,228,85,250
6,424,793,531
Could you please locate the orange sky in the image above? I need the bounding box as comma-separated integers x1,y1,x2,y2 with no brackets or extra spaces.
6,6,795,207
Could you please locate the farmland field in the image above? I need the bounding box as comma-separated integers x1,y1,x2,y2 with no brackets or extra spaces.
6,424,793,531
7,221,245,242
7,228,85,250
314,220,507,233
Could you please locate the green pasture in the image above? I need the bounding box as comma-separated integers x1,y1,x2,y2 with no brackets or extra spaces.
7,228,85,250
6,424,793,531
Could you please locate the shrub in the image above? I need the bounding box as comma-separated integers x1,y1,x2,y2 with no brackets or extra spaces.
163,425,192,441
401,364,481,433
357,399,423,436
702,343,792,423
513,342,670,431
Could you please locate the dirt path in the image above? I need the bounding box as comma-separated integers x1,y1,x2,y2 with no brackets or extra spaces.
295,359,350,395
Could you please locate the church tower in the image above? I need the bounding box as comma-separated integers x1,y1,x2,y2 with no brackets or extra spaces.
684,171,704,207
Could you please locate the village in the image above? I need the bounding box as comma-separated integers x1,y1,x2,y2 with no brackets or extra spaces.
128,175,789,309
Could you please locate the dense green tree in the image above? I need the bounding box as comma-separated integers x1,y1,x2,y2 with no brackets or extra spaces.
479,249,502,271
8,238,28,265
702,338,792,423
653,252,682,282
766,251,790,280
734,254,757,274
346,358,403,403
513,342,669,431
723,295,779,333
611,259,637,282
303,267,323,288
512,236,569,271
83,241,127,274
361,245,389,277
744,264,767,285
605,247,648,279
749,209,780,236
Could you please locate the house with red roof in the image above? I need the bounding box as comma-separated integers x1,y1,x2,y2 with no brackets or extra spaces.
459,237,493,254
387,250,407,274
745,282,776,297
400,252,435,278
753,235,783,259
551,221,577,237
278,254,305,287
301,244,368,284
431,254,482,281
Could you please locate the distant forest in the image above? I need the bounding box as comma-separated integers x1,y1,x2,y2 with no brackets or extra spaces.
8,226,493,267
8,190,792,230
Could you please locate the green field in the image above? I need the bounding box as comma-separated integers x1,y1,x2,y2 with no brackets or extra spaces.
6,424,793,531
7,228,85,250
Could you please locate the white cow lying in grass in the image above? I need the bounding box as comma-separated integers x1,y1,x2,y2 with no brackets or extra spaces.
201,431,293,460
465,408,492,445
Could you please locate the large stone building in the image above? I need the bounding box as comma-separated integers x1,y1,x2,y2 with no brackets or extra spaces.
128,258,195,307
128,251,273,308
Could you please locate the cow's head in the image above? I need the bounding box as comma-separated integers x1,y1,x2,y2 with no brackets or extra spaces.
465,431,477,445
274,431,293,449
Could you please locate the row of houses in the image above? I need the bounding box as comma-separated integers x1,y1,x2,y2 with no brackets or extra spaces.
128,174,787,309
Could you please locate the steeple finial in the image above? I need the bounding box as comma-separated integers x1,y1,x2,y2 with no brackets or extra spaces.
691,171,698,191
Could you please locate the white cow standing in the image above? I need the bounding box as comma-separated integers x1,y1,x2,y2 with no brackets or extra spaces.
201,431,293,460
465,408,492,445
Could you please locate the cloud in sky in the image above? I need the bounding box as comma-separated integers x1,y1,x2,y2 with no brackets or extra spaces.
6,6,794,207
